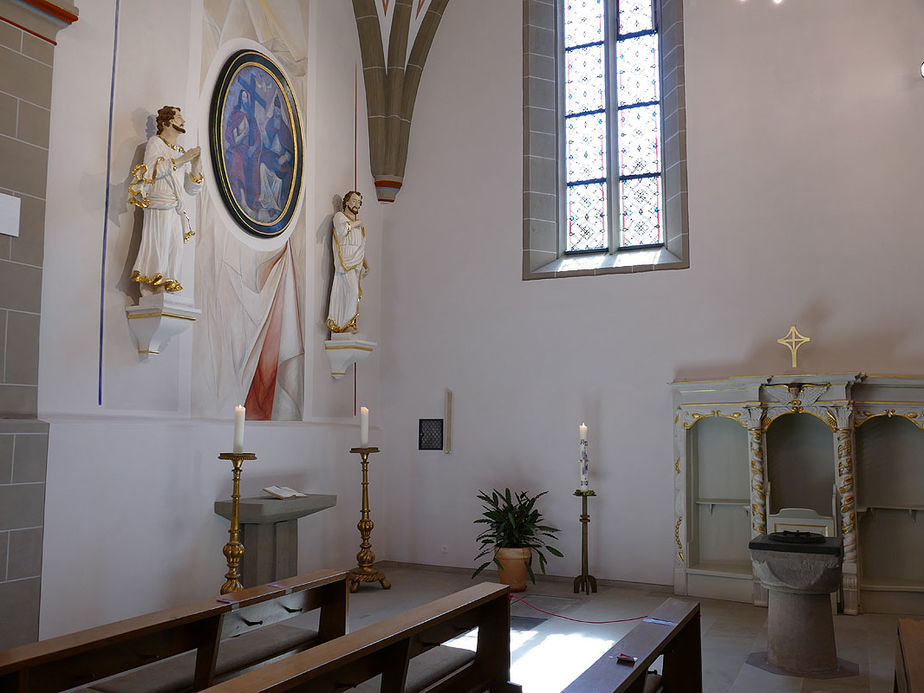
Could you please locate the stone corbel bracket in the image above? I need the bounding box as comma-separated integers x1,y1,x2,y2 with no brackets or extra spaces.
352,0,449,202
126,295,200,360
324,337,377,379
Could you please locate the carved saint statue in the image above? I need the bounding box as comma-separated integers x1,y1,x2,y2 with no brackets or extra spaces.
128,106,203,295
326,190,369,333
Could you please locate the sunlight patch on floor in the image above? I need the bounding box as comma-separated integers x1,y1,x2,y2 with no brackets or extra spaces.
510,632,616,693
445,627,542,654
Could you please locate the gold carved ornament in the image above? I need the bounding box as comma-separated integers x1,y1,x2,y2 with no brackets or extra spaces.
127,163,151,209
762,408,837,432
683,410,744,429
129,270,182,294
748,429,766,532
674,516,683,562
855,408,924,430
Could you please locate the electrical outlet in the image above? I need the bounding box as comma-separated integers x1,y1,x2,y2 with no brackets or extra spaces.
440,544,448,554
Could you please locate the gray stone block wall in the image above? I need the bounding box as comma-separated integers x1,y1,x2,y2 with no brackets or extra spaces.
0,14,51,419
0,421,48,648
0,1,71,648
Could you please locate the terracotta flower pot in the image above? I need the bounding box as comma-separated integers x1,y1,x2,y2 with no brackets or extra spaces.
495,546,531,592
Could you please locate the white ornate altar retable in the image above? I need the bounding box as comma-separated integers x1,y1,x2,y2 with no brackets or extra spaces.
672,373,924,616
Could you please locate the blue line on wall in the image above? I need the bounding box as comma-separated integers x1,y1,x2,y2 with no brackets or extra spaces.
99,0,121,406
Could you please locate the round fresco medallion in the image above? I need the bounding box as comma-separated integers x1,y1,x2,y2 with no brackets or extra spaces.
210,50,303,237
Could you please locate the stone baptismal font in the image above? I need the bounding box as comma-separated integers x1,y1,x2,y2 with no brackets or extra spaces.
748,530,844,675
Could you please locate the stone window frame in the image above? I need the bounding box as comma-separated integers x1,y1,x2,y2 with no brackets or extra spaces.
522,0,689,280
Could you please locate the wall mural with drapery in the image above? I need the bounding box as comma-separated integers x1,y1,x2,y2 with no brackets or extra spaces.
192,0,308,421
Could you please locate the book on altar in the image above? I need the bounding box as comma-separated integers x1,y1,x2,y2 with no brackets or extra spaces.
262,485,307,499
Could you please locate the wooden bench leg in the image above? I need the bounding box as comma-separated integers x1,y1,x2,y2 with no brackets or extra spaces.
476,594,515,692
191,615,223,691
660,613,702,693
379,639,411,693
318,580,349,642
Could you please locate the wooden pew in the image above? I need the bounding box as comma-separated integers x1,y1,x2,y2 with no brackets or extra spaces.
200,582,522,693
562,598,701,693
895,617,924,693
0,568,349,693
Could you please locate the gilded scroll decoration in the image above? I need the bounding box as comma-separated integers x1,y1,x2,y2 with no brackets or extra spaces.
748,427,767,535
854,407,924,430
674,516,684,562
835,427,857,562
682,410,745,429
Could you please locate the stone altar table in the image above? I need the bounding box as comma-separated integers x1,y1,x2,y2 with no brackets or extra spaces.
214,494,336,587
749,532,843,675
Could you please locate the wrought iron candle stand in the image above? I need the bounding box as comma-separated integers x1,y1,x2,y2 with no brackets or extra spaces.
573,488,597,595
218,451,256,594
348,447,390,593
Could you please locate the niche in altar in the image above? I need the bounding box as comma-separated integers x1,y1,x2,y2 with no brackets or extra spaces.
672,373,924,615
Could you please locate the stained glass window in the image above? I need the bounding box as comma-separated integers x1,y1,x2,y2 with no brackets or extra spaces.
563,0,664,253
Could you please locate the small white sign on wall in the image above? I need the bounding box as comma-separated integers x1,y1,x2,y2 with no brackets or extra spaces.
0,192,21,237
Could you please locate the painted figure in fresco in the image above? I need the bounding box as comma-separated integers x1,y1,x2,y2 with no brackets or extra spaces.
326,191,369,333
258,94,295,217
128,106,203,294
225,87,262,212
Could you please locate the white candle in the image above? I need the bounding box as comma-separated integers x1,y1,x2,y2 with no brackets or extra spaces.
233,405,245,453
360,406,369,446
579,422,589,489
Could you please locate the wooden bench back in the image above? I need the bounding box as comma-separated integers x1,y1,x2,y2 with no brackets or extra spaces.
200,582,519,693
0,568,349,693
895,617,924,693
563,597,701,693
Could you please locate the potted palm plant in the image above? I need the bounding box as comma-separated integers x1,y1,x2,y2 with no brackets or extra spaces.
472,488,563,592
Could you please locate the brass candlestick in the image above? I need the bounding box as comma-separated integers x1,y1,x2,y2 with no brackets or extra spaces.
573,488,597,595
218,452,257,594
348,447,390,592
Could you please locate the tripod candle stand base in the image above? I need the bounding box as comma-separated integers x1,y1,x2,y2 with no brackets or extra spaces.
573,489,597,595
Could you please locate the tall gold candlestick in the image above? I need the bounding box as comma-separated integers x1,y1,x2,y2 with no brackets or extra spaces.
218,452,257,594
348,447,390,592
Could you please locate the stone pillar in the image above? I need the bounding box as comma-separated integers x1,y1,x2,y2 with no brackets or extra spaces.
0,0,77,648
832,407,859,614
745,406,768,606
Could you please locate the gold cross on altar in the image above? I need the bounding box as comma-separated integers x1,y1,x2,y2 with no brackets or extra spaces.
777,325,810,368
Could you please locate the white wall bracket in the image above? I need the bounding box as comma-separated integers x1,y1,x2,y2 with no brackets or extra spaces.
323,336,376,379
126,294,201,360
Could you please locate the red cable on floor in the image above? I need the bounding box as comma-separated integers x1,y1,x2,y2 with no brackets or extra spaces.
508,593,647,624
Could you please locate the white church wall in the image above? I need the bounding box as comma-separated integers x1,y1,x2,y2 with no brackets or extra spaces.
39,416,364,637
39,1,201,416
37,0,383,637
377,0,924,586
302,0,383,423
